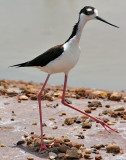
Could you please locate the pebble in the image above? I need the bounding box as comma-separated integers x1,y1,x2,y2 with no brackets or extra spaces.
123,115,126,120
107,121,116,125
34,138,41,147
81,115,88,122
62,136,70,142
17,140,25,145
27,156,34,160
95,155,102,160
123,97,126,102
64,116,77,125
82,122,92,129
94,144,105,150
18,95,28,100
0,144,6,147
105,104,110,108
46,102,52,107
65,147,82,159
106,144,120,153
52,126,58,129
88,101,102,108
65,99,72,104
49,118,55,121
84,107,91,113
85,148,92,154
114,106,125,111
32,122,37,125
75,117,82,123
57,153,66,158
110,92,122,101
49,152,57,159
6,89,18,96
92,91,107,98
59,144,70,153
84,153,90,158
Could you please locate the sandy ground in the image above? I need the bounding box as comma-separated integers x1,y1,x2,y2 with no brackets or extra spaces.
0,81,126,160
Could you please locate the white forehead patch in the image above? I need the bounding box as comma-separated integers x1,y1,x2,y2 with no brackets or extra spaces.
87,8,92,12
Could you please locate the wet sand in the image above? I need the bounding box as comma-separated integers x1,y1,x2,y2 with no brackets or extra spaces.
0,79,126,160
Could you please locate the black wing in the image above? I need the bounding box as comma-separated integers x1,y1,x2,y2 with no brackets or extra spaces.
10,44,64,67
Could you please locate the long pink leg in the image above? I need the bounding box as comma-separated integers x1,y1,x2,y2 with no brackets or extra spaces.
61,74,117,133
38,74,50,152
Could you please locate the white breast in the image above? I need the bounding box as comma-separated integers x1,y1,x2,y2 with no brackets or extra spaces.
39,36,81,74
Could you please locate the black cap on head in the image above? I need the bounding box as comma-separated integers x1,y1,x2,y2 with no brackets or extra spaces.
80,6,95,15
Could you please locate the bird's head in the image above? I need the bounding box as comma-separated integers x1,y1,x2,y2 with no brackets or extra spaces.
79,6,119,28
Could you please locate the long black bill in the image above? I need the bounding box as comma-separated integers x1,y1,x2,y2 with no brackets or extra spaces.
96,16,119,28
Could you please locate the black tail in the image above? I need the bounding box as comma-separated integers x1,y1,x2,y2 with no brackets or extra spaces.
10,62,29,68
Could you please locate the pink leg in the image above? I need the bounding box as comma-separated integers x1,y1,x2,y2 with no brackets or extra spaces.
38,74,50,152
61,74,117,133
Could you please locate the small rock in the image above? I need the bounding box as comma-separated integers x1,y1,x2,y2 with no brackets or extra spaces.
82,122,92,129
84,107,91,113
30,95,37,100
65,147,82,159
17,140,25,145
114,106,125,111
123,115,126,120
94,144,105,150
64,116,77,125
84,153,90,158
81,115,88,122
52,126,58,129
11,118,15,121
95,155,102,160
107,121,116,125
92,91,107,98
88,101,102,108
32,122,37,125
71,142,81,149
123,97,126,102
105,104,110,108
59,144,70,153
18,95,28,100
46,102,52,107
85,148,92,154
75,117,82,123
27,156,34,160
110,92,122,101
49,118,55,121
57,153,66,158
49,152,57,159
6,89,18,96
0,144,6,147
65,99,72,104
106,144,120,153
62,136,70,142
34,138,41,147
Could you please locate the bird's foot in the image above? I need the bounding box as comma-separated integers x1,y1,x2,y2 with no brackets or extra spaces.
39,142,54,153
97,119,118,133
39,143,49,153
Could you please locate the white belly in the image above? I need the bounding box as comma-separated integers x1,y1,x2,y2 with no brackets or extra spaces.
39,37,81,74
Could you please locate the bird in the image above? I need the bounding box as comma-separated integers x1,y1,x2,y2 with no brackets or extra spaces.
10,6,119,152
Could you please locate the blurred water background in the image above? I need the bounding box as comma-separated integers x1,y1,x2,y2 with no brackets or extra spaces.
0,0,126,91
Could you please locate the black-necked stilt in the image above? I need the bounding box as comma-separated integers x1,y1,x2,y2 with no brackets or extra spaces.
11,6,119,152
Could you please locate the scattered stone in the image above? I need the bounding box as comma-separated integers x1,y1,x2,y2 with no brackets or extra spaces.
64,116,77,125
95,155,102,160
65,147,82,159
4,102,10,105
0,144,6,147
18,95,28,100
92,91,107,98
84,153,90,158
32,122,37,125
75,117,82,123
52,126,58,129
17,140,25,145
57,153,66,158
34,138,41,147
82,122,92,129
110,92,122,101
6,89,18,96
81,115,89,122
49,152,57,159
123,115,126,120
107,121,116,125
85,148,92,154
84,107,91,113
62,136,70,142
59,144,70,153
105,104,110,108
27,156,34,160
123,97,126,102
49,118,55,121
88,101,102,108
76,134,85,139
30,95,37,100
11,118,15,121
106,144,120,153
46,102,52,107
65,99,72,104
114,106,125,111
94,144,105,150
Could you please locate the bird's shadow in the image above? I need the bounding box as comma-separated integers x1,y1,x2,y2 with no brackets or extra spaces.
11,144,49,159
